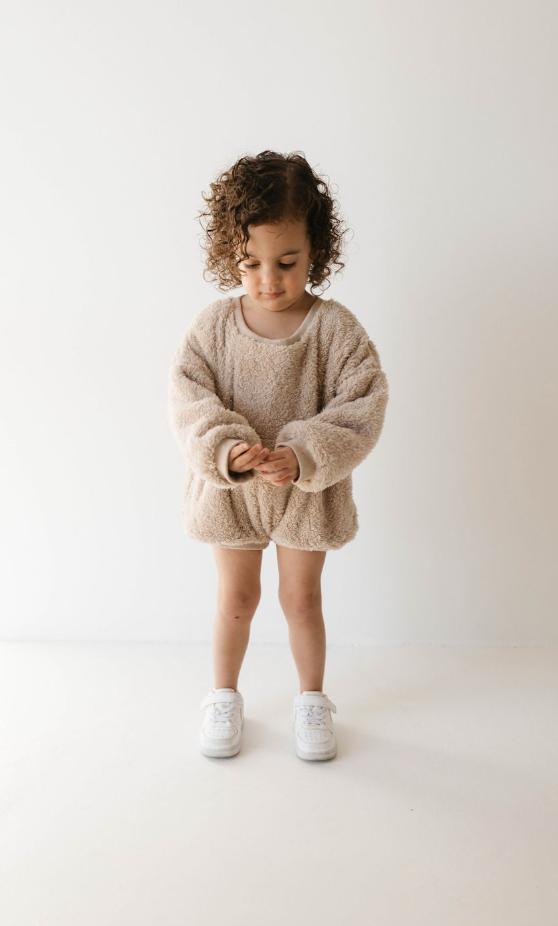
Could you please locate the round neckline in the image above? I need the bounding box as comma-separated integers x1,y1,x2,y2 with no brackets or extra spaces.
232,295,324,345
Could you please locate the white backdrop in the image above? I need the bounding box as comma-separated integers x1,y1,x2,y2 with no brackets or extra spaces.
1,0,556,644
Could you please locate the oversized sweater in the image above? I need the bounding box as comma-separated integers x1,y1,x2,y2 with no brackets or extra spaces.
167,294,389,551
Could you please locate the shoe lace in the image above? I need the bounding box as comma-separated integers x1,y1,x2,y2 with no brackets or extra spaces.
299,705,328,726
211,702,236,724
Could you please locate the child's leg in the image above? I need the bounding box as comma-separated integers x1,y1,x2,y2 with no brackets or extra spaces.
276,546,328,693
211,547,263,690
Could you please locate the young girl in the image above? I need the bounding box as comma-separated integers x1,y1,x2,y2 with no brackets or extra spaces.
168,150,389,761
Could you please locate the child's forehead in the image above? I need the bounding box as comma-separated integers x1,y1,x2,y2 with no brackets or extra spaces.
247,218,307,237
245,246,303,258
239,221,309,256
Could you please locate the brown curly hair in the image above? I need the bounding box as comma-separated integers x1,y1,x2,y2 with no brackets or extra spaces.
195,150,352,295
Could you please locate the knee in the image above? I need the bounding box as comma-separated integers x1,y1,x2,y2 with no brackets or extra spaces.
217,588,261,622
279,587,322,621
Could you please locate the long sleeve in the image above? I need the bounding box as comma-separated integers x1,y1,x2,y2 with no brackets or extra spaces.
274,321,389,493
168,326,261,488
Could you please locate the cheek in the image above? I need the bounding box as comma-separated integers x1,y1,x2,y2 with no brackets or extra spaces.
292,267,307,285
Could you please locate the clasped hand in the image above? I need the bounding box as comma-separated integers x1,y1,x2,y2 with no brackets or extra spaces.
228,442,300,486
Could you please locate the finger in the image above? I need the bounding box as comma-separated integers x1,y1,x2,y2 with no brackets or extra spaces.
233,444,261,460
262,470,291,481
254,464,277,474
239,444,263,461
251,452,271,466
249,444,270,459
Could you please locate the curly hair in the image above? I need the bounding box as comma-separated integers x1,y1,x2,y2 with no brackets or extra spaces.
195,150,352,295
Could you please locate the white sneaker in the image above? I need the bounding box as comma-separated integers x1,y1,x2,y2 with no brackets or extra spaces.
199,688,244,757
293,691,337,760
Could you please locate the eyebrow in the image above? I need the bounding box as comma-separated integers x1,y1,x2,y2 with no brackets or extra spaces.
245,250,302,258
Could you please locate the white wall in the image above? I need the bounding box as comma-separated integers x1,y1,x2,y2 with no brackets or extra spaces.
1,0,556,644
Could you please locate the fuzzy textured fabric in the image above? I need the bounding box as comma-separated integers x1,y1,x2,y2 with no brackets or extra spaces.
167,294,389,551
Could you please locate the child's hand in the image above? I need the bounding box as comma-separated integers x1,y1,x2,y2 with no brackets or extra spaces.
228,442,270,475
252,446,300,486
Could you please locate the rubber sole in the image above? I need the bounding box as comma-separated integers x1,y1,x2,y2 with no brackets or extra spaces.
200,741,241,758
295,741,337,761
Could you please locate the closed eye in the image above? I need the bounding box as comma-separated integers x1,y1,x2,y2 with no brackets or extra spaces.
245,262,296,270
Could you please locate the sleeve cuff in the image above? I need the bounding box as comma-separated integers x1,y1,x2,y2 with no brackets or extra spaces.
215,438,257,485
275,439,317,485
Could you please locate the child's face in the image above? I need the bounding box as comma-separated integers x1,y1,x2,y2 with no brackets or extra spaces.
236,218,313,313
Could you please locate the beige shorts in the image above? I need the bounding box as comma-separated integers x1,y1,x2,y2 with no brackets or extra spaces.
182,471,357,553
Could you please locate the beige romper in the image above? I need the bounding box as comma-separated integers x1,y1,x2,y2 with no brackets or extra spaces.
167,295,389,552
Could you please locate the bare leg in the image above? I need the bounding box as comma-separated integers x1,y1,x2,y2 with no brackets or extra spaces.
211,547,263,691
276,546,328,693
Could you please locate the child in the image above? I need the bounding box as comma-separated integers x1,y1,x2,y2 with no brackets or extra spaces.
168,150,389,761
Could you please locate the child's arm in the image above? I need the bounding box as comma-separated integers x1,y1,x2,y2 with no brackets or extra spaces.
168,328,262,488
274,319,389,492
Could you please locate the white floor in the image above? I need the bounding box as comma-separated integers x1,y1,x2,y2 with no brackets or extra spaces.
1,642,557,926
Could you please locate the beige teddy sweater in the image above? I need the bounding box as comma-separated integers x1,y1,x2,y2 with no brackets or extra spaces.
167,294,389,551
